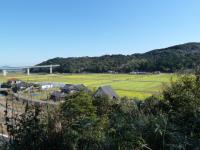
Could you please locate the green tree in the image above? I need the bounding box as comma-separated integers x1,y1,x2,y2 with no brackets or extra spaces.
59,92,105,149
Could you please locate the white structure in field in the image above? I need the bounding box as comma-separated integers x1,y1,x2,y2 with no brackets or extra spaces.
3,70,7,76
36,82,61,90
0,65,60,76
41,84,54,90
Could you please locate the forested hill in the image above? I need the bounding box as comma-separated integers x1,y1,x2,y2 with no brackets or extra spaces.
36,42,200,73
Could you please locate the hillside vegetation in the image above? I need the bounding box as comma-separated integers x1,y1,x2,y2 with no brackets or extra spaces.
36,42,200,73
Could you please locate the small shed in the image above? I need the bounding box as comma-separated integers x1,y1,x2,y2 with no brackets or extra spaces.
94,85,119,99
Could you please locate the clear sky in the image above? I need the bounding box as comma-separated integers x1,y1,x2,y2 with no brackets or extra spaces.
0,0,200,66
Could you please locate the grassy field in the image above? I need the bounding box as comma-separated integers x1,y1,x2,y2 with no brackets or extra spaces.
0,73,176,99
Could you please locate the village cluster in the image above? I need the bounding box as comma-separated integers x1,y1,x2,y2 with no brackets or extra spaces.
0,78,119,103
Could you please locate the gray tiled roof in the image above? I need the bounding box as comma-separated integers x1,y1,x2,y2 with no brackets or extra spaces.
95,85,119,99
62,84,90,92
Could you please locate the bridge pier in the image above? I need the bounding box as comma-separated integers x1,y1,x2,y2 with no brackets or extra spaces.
50,65,53,74
3,70,7,76
27,68,30,76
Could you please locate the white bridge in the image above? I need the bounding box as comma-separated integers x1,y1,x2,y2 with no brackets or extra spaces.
0,65,60,76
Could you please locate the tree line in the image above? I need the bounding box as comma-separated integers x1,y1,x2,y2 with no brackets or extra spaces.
33,42,200,73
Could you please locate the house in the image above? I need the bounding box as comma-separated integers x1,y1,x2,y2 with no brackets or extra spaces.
7,78,22,85
35,82,65,88
17,82,41,92
130,71,137,75
50,91,66,101
61,84,73,93
153,71,161,74
41,84,53,90
130,71,148,75
51,83,65,88
108,70,117,74
37,83,54,90
7,79,28,92
61,84,90,94
94,85,119,99
16,81,27,91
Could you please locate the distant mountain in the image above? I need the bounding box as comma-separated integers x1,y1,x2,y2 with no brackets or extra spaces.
35,42,200,73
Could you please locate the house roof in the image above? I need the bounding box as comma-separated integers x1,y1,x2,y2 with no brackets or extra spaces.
95,85,119,99
62,84,90,92
62,84,73,89
73,84,87,90
51,91,66,98
16,81,27,87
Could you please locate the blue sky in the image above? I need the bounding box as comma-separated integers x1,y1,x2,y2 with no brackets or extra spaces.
0,0,200,66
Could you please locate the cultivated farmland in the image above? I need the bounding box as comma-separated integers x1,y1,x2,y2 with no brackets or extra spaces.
0,73,176,99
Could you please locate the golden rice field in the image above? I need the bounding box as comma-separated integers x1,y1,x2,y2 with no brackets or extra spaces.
0,73,176,99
